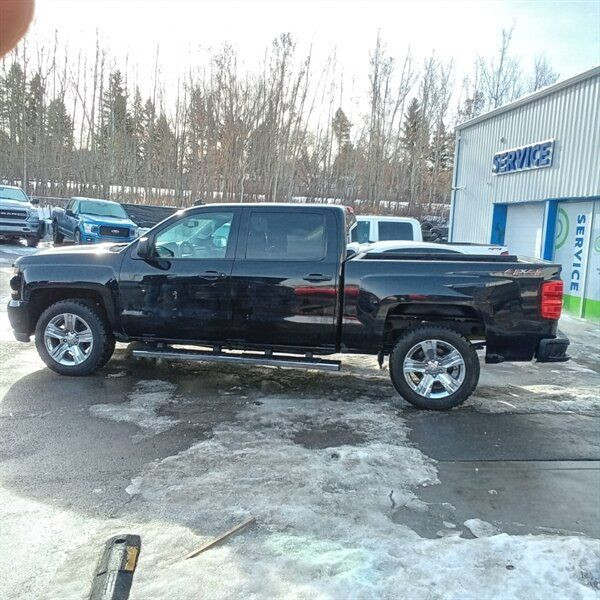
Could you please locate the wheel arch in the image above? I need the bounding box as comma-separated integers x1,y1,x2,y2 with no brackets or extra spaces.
27,284,116,333
381,301,486,352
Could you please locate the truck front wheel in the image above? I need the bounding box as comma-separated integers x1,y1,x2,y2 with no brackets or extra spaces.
35,300,115,376
52,222,64,245
389,326,480,410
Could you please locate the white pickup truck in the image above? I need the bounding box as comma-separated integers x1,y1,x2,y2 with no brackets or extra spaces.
351,216,423,243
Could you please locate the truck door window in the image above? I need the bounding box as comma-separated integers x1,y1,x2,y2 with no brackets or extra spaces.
154,212,234,259
245,212,326,260
351,220,370,243
378,221,414,241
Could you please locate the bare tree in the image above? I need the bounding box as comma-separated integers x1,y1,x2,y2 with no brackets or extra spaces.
478,27,523,110
529,55,559,92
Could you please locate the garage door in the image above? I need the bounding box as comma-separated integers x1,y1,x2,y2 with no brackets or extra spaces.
504,203,545,257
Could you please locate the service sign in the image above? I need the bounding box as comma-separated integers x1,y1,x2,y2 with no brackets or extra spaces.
492,139,554,175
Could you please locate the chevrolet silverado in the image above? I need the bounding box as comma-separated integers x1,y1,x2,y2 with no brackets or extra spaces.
8,203,569,410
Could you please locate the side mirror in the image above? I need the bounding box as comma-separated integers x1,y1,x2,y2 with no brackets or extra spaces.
30,197,39,205
137,236,153,259
65,209,74,217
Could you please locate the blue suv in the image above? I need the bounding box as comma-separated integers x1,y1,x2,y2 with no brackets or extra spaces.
52,197,139,245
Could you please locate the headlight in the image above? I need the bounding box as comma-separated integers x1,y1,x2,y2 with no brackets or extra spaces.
132,228,140,238
12,264,20,275
82,223,98,234
27,210,39,221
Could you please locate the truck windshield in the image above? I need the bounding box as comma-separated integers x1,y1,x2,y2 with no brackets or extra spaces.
0,187,28,202
79,200,128,219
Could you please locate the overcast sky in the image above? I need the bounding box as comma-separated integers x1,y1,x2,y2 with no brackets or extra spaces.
26,0,600,109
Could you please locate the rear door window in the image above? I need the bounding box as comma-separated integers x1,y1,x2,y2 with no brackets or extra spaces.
245,211,326,260
378,221,414,241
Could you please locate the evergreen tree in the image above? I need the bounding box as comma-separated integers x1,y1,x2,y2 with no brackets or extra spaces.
46,98,73,184
400,98,420,156
332,108,351,150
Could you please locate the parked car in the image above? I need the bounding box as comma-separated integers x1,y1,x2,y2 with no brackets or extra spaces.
351,216,423,243
51,197,139,245
351,240,509,256
8,203,568,410
0,185,42,247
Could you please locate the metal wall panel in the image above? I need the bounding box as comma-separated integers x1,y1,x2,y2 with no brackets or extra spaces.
451,69,600,243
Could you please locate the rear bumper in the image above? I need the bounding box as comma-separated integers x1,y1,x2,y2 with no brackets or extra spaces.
536,335,570,363
7,299,31,342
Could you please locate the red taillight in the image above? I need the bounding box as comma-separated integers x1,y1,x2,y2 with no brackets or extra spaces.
501,250,509,255
540,280,563,320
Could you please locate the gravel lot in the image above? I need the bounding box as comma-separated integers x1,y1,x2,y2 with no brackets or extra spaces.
1,241,599,599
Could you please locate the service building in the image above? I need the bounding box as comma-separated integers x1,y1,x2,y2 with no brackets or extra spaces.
449,66,600,321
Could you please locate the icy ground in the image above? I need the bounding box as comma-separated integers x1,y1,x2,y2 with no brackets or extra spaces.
0,311,598,599
4,393,599,600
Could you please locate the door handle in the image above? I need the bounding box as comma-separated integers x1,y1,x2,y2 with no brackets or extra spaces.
302,273,332,282
199,270,225,281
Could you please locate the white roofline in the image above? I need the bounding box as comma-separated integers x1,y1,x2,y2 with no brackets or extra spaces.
456,65,600,131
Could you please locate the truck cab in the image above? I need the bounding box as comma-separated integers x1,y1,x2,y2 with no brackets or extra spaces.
351,215,423,244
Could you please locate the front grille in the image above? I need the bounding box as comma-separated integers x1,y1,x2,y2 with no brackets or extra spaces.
0,209,27,220
99,225,130,237
0,222,29,228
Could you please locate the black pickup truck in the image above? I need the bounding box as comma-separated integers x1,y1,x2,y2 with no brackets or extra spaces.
8,203,569,410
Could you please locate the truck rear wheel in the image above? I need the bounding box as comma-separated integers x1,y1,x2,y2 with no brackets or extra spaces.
389,325,480,410
35,300,115,376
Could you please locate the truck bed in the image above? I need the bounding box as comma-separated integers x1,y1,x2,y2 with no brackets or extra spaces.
342,253,561,360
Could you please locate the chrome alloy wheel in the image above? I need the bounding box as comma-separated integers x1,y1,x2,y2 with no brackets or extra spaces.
403,339,466,399
43,313,94,366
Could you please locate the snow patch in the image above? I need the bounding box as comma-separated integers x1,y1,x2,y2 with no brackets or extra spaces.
464,518,501,538
89,379,178,439
117,396,600,599
469,384,600,415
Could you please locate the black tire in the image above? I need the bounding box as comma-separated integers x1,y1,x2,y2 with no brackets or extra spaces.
389,325,480,410
35,300,115,376
26,237,39,248
53,222,64,245
74,229,82,245
98,337,117,369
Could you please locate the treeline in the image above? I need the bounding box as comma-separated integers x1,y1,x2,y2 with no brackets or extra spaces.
0,29,558,215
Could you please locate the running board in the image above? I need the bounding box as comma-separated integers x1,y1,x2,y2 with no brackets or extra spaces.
132,346,341,371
